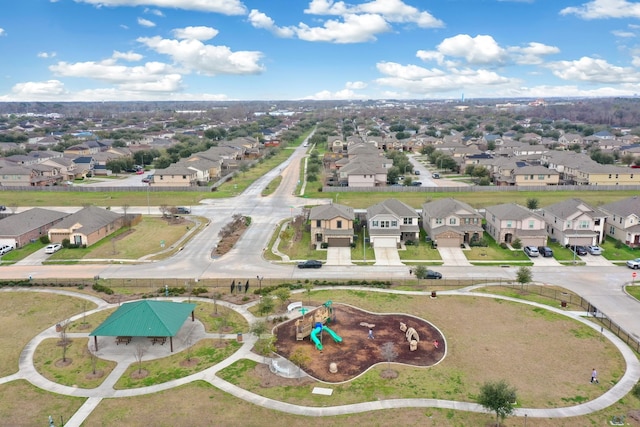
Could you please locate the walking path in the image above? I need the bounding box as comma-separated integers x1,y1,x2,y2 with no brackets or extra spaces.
2,286,638,426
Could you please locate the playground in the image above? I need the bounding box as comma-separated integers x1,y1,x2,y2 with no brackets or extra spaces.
274,302,445,382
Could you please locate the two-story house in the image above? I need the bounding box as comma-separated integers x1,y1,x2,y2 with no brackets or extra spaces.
600,197,640,248
484,203,547,247
421,198,483,247
308,203,355,247
365,199,419,248
540,198,606,246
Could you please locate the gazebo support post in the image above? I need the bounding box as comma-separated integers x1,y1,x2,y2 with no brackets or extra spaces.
170,337,174,352
191,311,194,321
94,336,98,351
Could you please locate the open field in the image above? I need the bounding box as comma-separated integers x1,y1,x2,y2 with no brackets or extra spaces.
0,291,96,377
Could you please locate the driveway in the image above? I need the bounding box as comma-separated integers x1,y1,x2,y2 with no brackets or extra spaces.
580,254,615,267
530,256,562,267
325,247,352,266
373,247,403,266
438,247,472,266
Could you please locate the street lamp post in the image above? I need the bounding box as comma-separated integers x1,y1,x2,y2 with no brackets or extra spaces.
147,183,150,215
363,224,366,263
256,275,263,292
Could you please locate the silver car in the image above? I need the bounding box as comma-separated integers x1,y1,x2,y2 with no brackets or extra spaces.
586,245,602,255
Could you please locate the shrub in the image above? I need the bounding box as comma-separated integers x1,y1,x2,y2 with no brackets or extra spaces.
39,235,50,244
405,240,416,246
633,382,640,399
615,239,624,249
511,238,522,249
499,242,508,249
92,283,114,295
320,242,329,249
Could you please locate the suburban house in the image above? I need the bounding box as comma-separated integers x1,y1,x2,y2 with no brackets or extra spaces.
48,206,125,247
337,160,388,187
484,203,547,247
540,198,606,246
365,199,419,248
152,165,198,187
0,208,69,248
600,197,640,248
421,198,484,247
308,203,355,247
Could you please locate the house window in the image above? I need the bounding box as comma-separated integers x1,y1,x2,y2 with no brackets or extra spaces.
435,218,443,225
538,175,545,180
316,220,321,227
529,220,535,229
391,221,398,227
609,225,615,234
464,218,469,224
380,221,390,228
372,221,379,227
449,218,456,225
609,174,612,179
530,175,534,179
615,174,619,179
403,218,412,225
566,221,572,228
579,220,589,229
337,220,342,229
506,221,512,228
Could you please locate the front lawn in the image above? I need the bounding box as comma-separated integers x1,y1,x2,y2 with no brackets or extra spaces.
601,237,640,260
465,233,529,262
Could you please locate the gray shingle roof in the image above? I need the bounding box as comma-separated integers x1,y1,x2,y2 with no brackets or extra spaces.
367,198,418,219
600,196,640,218
421,198,481,219
542,198,603,219
309,203,355,220
0,208,69,237
484,203,544,221
53,206,122,235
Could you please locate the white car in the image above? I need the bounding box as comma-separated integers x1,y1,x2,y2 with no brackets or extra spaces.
45,244,62,254
586,245,602,255
0,244,13,255
523,246,539,257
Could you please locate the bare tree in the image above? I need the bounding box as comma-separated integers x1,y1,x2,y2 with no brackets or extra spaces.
159,204,170,218
134,344,146,374
122,204,131,228
88,343,98,375
58,320,71,363
182,326,196,362
381,341,398,372
212,291,222,315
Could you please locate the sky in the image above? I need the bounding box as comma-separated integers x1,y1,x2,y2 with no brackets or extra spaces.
2,0,640,102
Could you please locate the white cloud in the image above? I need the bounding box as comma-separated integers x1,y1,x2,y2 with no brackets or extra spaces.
137,35,264,75
75,0,246,15
633,56,640,67
296,13,390,43
560,0,640,20
546,56,640,83
437,34,507,65
5,80,67,100
305,0,444,28
345,81,367,89
138,17,156,27
172,26,219,41
375,61,513,94
50,59,180,87
248,10,296,38
112,50,143,61
509,42,560,65
612,30,635,37
0,28,5,36
37,51,57,59
144,7,164,16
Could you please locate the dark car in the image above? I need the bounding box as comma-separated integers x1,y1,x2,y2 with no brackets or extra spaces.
567,245,588,256
537,246,554,257
411,181,422,186
176,206,191,214
424,269,442,279
297,260,322,269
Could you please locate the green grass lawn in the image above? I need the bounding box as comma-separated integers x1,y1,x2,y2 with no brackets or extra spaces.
398,242,442,261
601,236,640,260
465,233,529,261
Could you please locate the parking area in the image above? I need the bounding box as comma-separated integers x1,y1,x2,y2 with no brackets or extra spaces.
373,247,403,266
325,247,352,266
529,255,562,266
578,254,614,266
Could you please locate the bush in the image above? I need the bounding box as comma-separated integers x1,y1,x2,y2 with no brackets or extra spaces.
499,242,508,249
632,382,640,399
511,238,522,249
320,242,328,249
615,239,624,249
92,283,114,295
39,236,50,244
405,240,416,246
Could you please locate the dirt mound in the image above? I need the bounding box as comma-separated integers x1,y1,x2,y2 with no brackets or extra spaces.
274,303,445,382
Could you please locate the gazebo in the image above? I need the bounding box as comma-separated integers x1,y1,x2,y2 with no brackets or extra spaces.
90,300,196,352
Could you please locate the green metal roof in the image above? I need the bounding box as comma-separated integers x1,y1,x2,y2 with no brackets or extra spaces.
90,300,196,337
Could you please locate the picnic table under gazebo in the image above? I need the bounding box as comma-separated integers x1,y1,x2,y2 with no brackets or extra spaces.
90,300,196,352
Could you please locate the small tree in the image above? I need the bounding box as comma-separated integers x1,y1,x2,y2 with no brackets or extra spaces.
414,265,428,280
134,344,146,374
526,198,539,210
477,380,517,426
381,341,398,373
289,347,311,379
516,266,532,286
257,295,275,317
212,292,222,315
273,287,291,310
88,343,98,375
58,320,71,363
304,283,313,305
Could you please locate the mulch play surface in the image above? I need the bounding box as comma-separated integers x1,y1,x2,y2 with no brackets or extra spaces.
274,303,445,382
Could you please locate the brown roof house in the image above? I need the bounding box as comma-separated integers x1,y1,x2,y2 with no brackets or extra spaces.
421,198,483,248
309,203,355,248
540,198,606,246
48,206,125,247
0,208,69,248
484,203,547,247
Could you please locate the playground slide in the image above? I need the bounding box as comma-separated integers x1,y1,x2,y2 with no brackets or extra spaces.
310,326,323,350
322,326,342,343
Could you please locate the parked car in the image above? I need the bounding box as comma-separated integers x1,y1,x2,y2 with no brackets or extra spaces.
45,243,62,254
432,173,440,179
297,260,323,269
414,170,420,175
627,258,640,269
0,205,6,211
176,206,191,214
524,246,539,257
586,245,602,255
411,181,422,186
424,269,442,279
142,175,153,183
0,244,13,255
566,245,588,256
537,246,554,257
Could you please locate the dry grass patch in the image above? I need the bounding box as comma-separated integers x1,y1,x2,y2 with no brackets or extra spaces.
0,291,95,377
33,338,116,388
0,380,85,426
193,301,249,333
67,307,117,332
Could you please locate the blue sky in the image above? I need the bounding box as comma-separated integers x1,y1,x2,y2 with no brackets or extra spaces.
2,0,640,102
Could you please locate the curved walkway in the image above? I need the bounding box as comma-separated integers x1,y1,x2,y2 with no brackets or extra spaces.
2,286,639,426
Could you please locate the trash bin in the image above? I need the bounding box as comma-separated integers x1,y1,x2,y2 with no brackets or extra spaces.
561,301,567,308
237,333,243,342
431,291,437,298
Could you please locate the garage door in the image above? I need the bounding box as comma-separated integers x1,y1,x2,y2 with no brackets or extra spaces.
374,237,397,248
435,237,460,248
327,238,350,247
